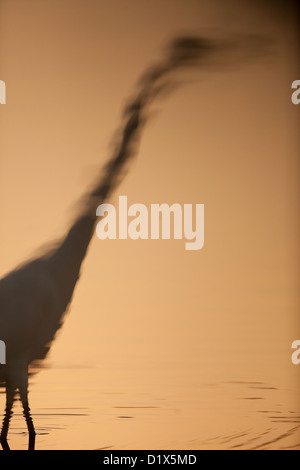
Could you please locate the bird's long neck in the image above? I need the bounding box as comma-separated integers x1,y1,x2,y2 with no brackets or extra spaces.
39,37,205,308
45,213,96,297
43,92,147,308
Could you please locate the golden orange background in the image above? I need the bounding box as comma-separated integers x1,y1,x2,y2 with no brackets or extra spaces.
0,0,299,449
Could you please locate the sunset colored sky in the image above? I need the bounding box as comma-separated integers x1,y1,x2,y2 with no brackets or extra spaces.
0,0,299,449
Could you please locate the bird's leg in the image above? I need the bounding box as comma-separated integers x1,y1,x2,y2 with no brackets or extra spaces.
19,379,36,451
0,383,16,451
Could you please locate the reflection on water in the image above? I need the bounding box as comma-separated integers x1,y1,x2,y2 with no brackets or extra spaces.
2,365,299,450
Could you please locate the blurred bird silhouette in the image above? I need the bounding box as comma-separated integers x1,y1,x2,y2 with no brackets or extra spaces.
0,33,273,450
